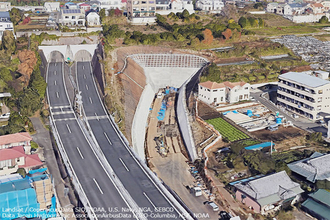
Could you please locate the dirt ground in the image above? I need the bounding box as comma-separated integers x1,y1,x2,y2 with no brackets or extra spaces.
197,101,221,120
252,126,307,151
214,56,248,64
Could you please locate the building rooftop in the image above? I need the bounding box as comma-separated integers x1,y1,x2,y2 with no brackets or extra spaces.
235,171,303,206
0,11,10,18
199,81,247,90
288,153,330,183
0,145,25,161
0,132,32,146
62,9,83,14
279,71,330,88
302,189,330,220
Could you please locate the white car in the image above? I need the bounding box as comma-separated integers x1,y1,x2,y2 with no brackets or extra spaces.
205,201,219,212
0,113,10,119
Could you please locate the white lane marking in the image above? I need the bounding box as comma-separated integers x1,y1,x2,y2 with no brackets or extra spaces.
119,158,129,172
104,132,112,145
84,74,86,79
89,97,93,104
93,178,104,194
95,112,99,121
54,80,57,85
66,124,71,133
77,147,84,159
143,192,156,209
54,71,56,75
86,84,89,90
56,92,59,98
83,66,85,70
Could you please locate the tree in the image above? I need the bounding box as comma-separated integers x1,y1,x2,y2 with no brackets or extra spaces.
9,8,22,26
0,67,12,82
17,168,26,178
202,29,213,45
17,88,43,116
319,15,328,24
238,17,248,28
258,18,264,27
99,8,106,22
1,30,16,54
29,69,47,98
222,28,232,40
182,9,190,19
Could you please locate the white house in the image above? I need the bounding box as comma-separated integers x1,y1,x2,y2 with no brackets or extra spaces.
59,9,86,26
44,2,60,12
195,0,224,13
309,2,325,14
79,3,92,11
322,1,330,11
86,12,101,26
0,12,14,39
98,0,122,10
0,2,10,12
198,81,250,105
267,2,278,13
156,0,194,15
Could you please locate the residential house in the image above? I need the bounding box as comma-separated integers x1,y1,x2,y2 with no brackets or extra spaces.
267,2,285,14
65,2,79,9
277,71,330,120
234,171,303,214
0,13,14,39
59,9,86,26
44,2,60,12
156,0,194,15
301,189,330,220
309,2,325,14
288,152,330,183
195,0,224,12
322,1,330,11
86,12,101,26
79,3,92,11
199,81,227,105
98,0,122,10
0,2,10,12
0,132,32,154
198,81,250,105
85,1,101,11
0,146,43,175
285,3,308,15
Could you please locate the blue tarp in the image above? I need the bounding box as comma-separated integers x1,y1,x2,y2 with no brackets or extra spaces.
29,168,47,174
245,142,275,150
229,174,265,186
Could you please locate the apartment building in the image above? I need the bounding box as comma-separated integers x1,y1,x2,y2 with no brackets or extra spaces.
277,71,330,120
127,0,156,18
195,0,224,12
198,81,250,105
98,0,122,10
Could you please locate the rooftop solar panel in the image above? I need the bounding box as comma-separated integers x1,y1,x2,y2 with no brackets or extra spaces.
63,9,81,14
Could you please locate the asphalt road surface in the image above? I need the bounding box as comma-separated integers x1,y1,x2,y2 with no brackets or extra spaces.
76,61,184,220
47,62,135,220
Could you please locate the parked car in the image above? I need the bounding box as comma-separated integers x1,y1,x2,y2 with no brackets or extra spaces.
204,201,219,212
292,114,299,118
0,112,10,119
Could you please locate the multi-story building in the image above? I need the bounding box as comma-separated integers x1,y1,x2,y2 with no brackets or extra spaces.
59,9,86,26
127,0,156,19
277,71,330,120
198,81,250,105
98,0,122,10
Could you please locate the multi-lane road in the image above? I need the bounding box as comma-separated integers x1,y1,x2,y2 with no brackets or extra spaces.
75,61,184,219
47,59,189,219
47,62,135,219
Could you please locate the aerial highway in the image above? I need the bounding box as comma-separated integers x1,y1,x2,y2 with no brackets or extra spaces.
47,61,136,220
76,61,187,220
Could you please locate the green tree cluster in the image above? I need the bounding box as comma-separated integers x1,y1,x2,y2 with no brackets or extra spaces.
238,16,264,28
17,88,43,116
9,8,22,26
319,15,329,24
1,30,16,54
